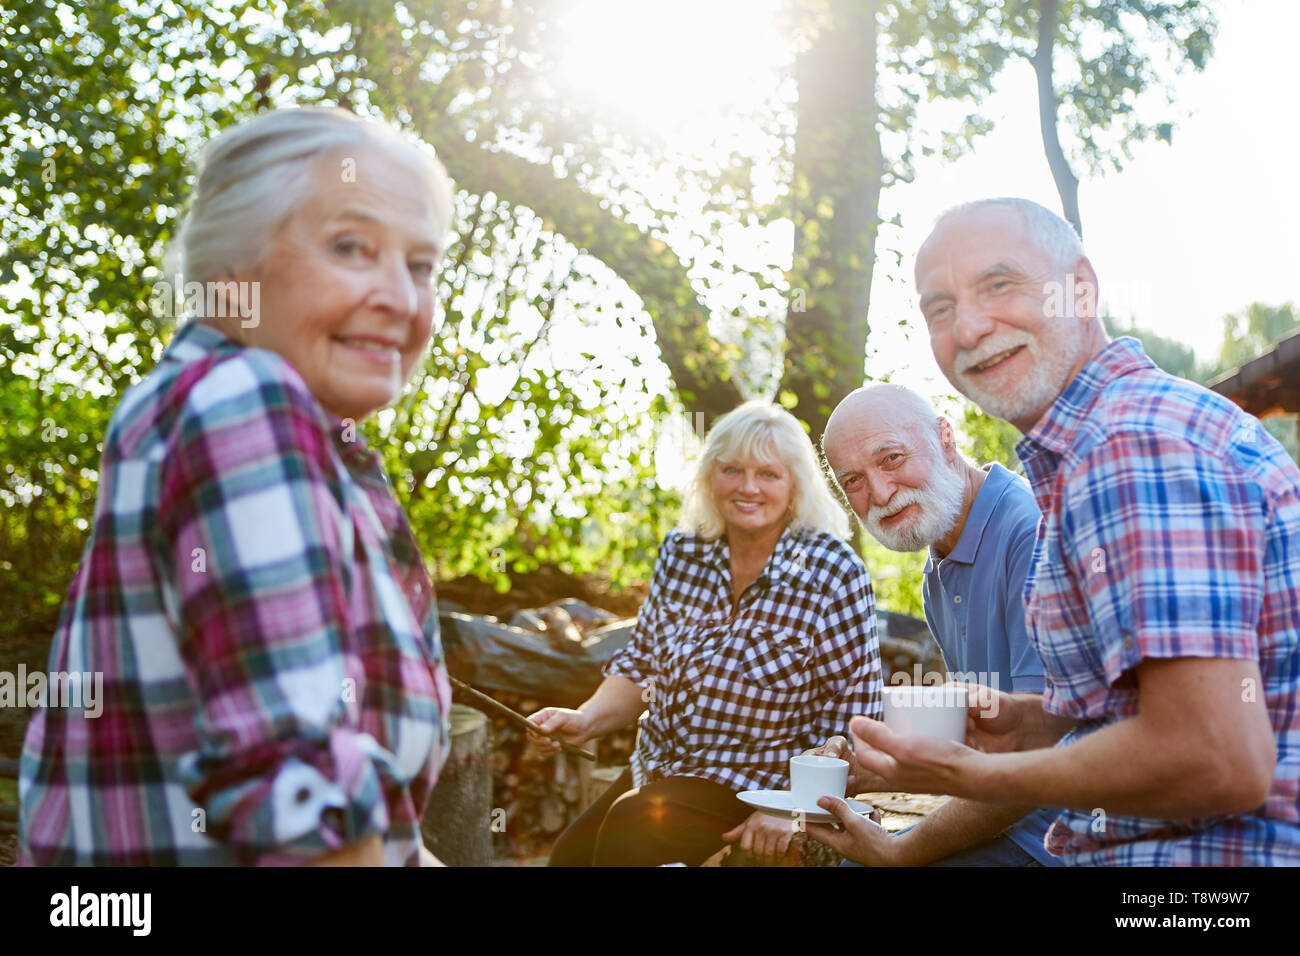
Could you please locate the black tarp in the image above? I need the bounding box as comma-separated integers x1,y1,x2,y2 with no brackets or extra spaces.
439,612,635,707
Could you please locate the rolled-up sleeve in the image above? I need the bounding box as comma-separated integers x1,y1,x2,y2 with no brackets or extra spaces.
807,568,883,747
157,351,400,863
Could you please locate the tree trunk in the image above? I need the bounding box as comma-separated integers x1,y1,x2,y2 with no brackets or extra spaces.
1032,0,1083,237
778,0,883,440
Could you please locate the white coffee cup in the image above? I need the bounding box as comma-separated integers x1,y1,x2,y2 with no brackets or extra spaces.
789,754,848,811
881,684,969,743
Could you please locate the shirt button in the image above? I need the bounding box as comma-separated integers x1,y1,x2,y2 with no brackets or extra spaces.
953,594,963,604
1124,634,1134,650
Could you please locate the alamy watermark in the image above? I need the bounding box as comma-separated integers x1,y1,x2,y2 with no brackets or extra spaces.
887,666,1000,716
149,273,261,327
888,665,1001,693
0,666,103,718
50,886,151,936
1043,273,1097,319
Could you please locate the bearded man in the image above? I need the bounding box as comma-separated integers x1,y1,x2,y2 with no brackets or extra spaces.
847,197,1299,866
806,384,1061,866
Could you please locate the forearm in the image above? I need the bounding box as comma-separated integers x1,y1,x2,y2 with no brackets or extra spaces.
870,660,1276,821
577,675,647,738
891,799,1035,866
968,714,1257,819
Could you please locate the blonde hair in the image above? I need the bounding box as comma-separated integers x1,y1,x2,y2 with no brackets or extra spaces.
679,400,850,540
167,107,454,292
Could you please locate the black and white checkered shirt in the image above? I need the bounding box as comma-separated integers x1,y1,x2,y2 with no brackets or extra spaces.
604,526,882,793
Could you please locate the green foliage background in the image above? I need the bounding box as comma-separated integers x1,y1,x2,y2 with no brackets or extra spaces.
4,0,1287,644
0,1,687,639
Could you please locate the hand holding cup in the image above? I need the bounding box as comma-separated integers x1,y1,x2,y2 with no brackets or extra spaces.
805,734,887,793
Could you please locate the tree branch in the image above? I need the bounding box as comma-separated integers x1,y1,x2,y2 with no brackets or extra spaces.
1032,0,1083,237
426,125,744,424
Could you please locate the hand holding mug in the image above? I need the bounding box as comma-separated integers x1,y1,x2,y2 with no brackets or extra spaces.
959,685,1072,753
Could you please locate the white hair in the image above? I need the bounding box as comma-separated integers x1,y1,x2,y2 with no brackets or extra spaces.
166,107,454,294
821,384,948,460
679,400,850,540
931,197,1084,274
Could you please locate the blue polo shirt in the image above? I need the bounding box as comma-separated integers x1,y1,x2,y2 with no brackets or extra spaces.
921,462,1062,867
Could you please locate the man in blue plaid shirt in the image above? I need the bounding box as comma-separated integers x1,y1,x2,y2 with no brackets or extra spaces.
848,198,1299,865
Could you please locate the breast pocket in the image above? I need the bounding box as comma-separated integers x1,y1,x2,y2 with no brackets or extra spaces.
730,624,815,690
686,624,816,747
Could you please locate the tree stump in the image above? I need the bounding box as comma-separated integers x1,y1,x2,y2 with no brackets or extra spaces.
422,705,494,866
580,765,625,813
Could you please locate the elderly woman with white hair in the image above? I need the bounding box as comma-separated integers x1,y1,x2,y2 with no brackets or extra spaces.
529,400,882,866
19,108,455,866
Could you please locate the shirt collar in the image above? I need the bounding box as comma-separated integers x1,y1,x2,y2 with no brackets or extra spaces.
162,320,381,467
925,462,1013,571
160,318,237,364
1016,336,1154,459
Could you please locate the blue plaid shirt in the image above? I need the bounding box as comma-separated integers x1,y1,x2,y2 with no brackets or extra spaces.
1017,337,1300,865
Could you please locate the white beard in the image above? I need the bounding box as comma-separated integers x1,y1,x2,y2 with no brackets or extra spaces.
865,460,965,552
951,319,1084,427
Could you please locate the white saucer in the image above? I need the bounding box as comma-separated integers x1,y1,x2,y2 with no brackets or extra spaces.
737,790,874,824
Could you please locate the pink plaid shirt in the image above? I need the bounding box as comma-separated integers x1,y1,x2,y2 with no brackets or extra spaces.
20,321,452,865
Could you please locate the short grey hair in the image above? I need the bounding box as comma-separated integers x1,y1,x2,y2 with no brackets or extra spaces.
931,197,1084,274
679,400,850,540
167,107,454,293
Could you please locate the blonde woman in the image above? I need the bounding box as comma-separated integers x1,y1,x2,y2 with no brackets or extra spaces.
529,400,883,865
20,108,454,866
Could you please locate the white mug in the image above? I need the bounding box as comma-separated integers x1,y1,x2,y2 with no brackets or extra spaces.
881,684,969,743
789,754,848,811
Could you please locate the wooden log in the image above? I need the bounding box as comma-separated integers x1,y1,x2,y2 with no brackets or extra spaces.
580,765,625,813
421,704,494,866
